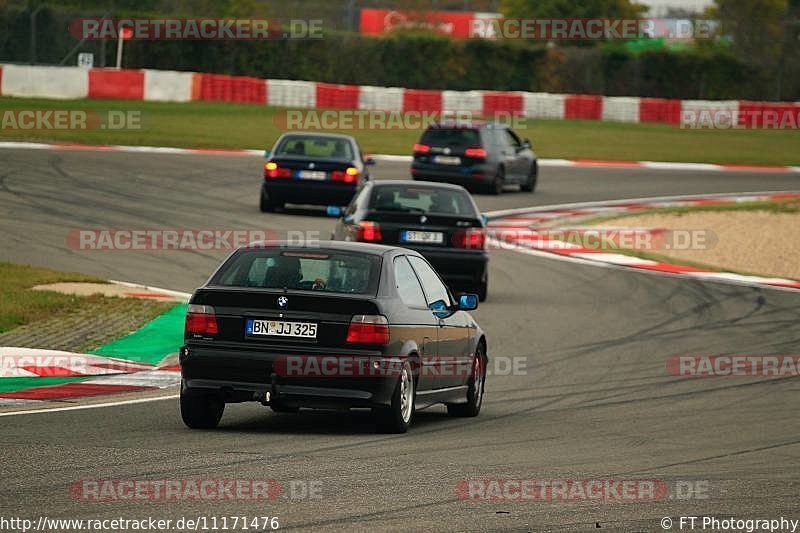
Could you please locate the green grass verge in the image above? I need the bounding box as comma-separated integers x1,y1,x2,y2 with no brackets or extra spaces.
91,303,187,366
0,263,106,333
1,97,798,166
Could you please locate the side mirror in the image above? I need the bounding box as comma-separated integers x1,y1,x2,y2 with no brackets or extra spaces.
429,299,452,318
263,150,271,158
522,139,532,150
326,206,342,217
458,293,479,311
480,214,489,226
364,157,376,166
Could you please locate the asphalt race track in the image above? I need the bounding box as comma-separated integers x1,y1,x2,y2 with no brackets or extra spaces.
1,147,799,531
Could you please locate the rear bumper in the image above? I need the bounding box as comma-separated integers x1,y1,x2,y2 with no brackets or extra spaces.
180,345,399,407
408,247,489,288
262,180,357,207
410,162,493,185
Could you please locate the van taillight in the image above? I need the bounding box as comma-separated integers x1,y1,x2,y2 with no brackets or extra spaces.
346,315,390,345
465,147,487,159
413,143,431,154
185,304,219,336
453,228,487,250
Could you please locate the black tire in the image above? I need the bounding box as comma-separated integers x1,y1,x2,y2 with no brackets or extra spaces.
180,386,224,429
373,360,415,433
447,344,486,417
259,193,282,213
521,161,538,192
476,277,488,302
487,167,504,195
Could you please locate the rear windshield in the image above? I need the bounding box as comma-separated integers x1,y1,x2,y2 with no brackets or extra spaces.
274,135,353,159
370,185,478,217
421,128,481,147
211,249,381,295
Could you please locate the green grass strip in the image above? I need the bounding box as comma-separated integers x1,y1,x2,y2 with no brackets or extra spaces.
90,303,187,366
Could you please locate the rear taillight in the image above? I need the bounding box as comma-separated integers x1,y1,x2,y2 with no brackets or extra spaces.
185,304,219,336
331,167,359,183
453,228,487,250
346,315,390,345
413,143,431,154
355,221,382,242
465,147,487,159
264,162,291,179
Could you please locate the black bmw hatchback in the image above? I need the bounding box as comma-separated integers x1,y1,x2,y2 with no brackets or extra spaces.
332,180,490,301
260,132,374,212
180,241,487,433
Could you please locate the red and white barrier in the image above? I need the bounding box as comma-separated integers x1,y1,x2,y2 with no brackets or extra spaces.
738,101,800,128
565,94,603,120
267,79,316,108
523,92,566,119
315,82,360,109
143,69,194,102
402,89,442,113
483,91,524,117
639,98,682,124
358,85,404,112
1,64,88,100
88,69,145,100
0,64,797,128
194,73,267,105
442,90,484,116
602,96,640,123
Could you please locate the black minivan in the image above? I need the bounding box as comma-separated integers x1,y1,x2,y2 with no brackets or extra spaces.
411,122,538,194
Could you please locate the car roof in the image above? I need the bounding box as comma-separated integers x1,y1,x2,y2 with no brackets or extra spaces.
369,179,469,192
276,132,356,142
426,120,507,130
241,240,419,257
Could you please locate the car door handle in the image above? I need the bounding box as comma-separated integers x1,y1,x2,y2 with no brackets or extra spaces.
422,336,431,354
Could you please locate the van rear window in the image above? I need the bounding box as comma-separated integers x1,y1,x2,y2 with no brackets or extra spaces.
421,128,481,147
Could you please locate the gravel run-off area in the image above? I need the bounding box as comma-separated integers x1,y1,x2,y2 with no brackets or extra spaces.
609,211,800,281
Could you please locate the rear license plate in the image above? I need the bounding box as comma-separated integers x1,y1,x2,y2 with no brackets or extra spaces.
402,230,444,244
433,155,461,165
246,319,318,338
297,170,327,180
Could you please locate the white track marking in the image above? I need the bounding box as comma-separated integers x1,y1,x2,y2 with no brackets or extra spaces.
0,394,178,417
108,280,191,300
